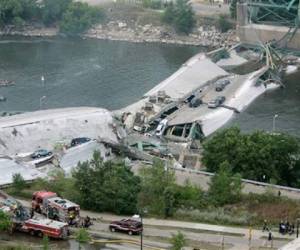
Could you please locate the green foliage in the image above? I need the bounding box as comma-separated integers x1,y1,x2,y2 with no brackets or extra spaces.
0,0,39,26
73,151,141,214
0,210,12,232
138,159,176,217
174,180,206,209
59,2,105,35
75,228,91,243
162,0,196,34
12,173,26,195
142,0,162,10
230,0,238,19
202,127,300,187
41,0,72,26
42,235,49,250
174,207,254,226
208,162,242,206
217,14,233,33
170,231,186,250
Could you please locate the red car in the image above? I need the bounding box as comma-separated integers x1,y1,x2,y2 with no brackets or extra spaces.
109,219,143,235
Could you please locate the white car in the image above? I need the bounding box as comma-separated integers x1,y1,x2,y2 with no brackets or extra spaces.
155,119,168,137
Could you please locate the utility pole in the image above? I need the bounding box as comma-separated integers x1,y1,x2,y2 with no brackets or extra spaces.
272,114,278,132
140,214,143,250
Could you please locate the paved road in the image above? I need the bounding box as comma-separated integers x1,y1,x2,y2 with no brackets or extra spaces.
79,0,230,16
19,199,292,249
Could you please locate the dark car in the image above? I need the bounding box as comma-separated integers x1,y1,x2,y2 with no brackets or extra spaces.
109,219,143,235
189,98,202,108
70,137,91,147
215,79,231,92
31,149,53,159
208,96,226,108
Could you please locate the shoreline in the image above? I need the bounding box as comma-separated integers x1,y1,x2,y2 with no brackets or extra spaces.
0,23,237,47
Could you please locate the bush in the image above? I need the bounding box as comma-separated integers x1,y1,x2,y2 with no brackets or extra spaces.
170,231,186,250
12,173,26,195
0,210,12,232
162,0,196,34
75,228,91,243
217,14,233,33
174,181,207,209
208,162,242,206
142,0,162,9
60,2,105,35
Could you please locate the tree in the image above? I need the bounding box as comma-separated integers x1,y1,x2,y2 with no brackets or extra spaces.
170,231,186,250
41,0,72,25
202,127,300,187
138,159,176,217
0,210,12,232
162,0,196,34
230,0,238,19
208,162,242,206
72,151,141,214
59,2,105,35
12,173,26,195
0,0,39,26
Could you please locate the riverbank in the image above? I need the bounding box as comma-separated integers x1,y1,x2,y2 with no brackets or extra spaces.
0,22,237,47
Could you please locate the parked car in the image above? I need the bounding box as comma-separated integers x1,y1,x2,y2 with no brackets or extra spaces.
109,219,143,235
189,98,202,108
208,96,226,108
31,149,52,159
215,79,231,92
70,137,91,147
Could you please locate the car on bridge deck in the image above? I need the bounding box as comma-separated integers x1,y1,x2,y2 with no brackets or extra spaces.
31,149,53,159
208,96,226,108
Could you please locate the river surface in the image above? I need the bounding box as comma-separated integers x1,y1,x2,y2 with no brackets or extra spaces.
0,36,299,136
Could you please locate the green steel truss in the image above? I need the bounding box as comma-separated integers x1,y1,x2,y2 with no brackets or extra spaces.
248,0,300,26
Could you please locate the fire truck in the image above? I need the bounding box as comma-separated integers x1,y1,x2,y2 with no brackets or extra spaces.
0,191,69,239
21,218,68,239
32,191,80,224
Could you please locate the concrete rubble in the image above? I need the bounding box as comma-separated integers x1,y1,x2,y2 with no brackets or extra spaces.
0,43,297,185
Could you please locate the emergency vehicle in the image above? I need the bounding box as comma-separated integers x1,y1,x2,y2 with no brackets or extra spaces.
32,191,80,224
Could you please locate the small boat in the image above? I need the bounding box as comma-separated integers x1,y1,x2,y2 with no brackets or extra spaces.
0,80,15,87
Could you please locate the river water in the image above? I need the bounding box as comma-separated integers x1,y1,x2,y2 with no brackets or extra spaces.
0,36,299,136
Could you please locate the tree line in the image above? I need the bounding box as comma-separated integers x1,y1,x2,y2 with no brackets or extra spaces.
0,0,105,34
202,127,300,187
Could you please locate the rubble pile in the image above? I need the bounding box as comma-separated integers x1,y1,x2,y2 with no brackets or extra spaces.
86,21,237,47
